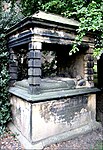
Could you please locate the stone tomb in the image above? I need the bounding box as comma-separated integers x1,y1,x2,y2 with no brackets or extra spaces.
6,11,101,149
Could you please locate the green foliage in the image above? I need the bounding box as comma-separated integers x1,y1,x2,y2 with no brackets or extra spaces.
41,0,68,14
0,30,11,134
0,1,23,134
74,1,103,56
91,141,103,150
42,0,103,56
20,0,49,16
20,0,103,57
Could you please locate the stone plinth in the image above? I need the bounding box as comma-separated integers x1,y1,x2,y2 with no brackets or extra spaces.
9,85,101,149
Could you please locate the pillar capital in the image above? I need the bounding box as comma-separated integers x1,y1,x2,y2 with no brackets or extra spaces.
29,41,42,50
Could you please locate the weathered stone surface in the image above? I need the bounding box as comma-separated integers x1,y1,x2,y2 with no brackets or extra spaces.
9,93,98,145
9,79,16,86
28,59,41,67
33,11,79,27
9,86,99,102
87,75,93,81
87,68,94,75
86,48,93,54
87,61,94,68
28,77,41,85
9,66,18,73
77,79,86,86
15,78,76,93
57,50,85,78
28,85,40,94
32,96,91,141
88,94,96,120
28,50,41,59
28,42,42,50
9,62,17,67
28,68,41,76
84,54,94,61
10,96,31,141
10,73,17,79
84,68,94,75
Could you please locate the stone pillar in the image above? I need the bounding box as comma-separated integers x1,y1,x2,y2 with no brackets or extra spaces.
28,41,42,94
9,48,18,86
84,44,94,87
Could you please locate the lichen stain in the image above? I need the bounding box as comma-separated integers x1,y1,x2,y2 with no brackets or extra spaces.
39,96,88,124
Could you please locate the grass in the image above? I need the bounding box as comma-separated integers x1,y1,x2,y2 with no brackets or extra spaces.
92,141,103,150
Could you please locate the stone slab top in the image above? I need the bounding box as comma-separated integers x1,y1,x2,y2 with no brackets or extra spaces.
9,86,100,103
15,78,76,93
6,11,79,36
32,11,79,27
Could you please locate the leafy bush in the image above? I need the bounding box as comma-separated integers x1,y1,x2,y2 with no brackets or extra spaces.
0,32,11,134
0,1,23,134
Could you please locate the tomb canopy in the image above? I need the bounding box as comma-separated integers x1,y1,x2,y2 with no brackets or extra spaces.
6,11,98,96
